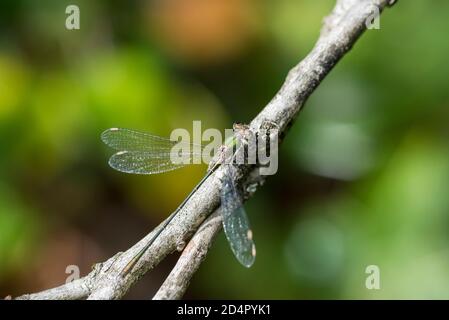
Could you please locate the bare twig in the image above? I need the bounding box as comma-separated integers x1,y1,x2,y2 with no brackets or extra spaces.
14,0,397,300
15,270,96,300
153,211,223,300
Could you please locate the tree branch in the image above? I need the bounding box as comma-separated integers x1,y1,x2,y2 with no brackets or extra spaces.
153,211,223,300
13,0,397,300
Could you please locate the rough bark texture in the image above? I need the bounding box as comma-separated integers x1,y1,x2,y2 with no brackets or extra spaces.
14,0,397,300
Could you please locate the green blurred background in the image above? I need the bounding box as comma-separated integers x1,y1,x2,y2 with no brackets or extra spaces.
1,0,449,299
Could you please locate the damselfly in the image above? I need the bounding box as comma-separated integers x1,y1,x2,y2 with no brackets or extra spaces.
101,125,256,276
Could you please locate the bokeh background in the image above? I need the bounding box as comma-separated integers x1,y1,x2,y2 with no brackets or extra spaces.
1,0,449,299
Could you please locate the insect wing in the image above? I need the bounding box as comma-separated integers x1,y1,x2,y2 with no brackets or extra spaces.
108,151,187,174
221,172,256,268
102,128,203,174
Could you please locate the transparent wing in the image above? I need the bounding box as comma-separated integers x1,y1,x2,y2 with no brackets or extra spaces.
102,128,203,174
109,151,187,174
101,128,203,152
221,168,256,268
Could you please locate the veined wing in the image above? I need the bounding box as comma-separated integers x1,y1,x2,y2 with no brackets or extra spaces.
108,151,188,174
101,128,203,153
102,128,203,175
221,168,256,268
